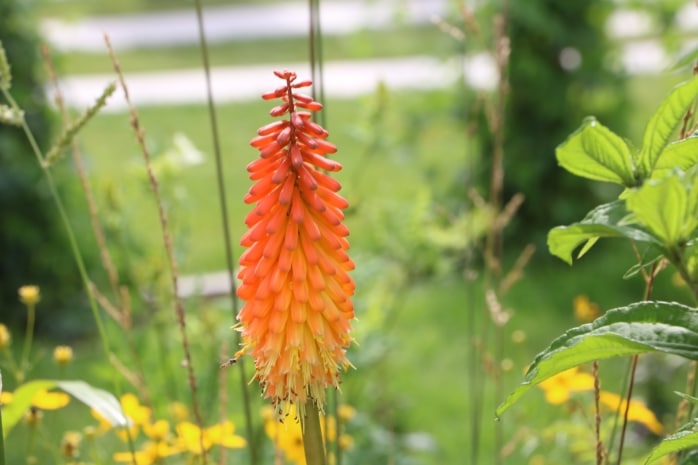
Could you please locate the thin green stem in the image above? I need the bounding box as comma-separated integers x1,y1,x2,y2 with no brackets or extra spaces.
615,355,639,465
0,88,111,358
0,400,5,465
19,303,36,382
593,360,604,465
302,401,327,465
191,2,256,463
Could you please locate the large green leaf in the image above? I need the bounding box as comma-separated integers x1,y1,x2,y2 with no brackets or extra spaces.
496,301,698,417
556,117,637,186
2,380,128,438
645,425,698,464
653,138,698,176
640,77,698,176
548,201,657,265
626,175,698,247
2,380,54,437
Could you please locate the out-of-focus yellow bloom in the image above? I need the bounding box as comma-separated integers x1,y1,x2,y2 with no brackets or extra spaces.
337,404,356,421
538,367,595,405
113,441,182,465
599,391,664,435
53,345,73,366
24,407,42,427
1,389,70,410
18,285,40,306
176,420,246,455
0,324,10,349
61,431,82,459
338,434,354,450
30,389,71,410
144,419,171,441
168,401,189,422
573,295,601,323
91,392,151,440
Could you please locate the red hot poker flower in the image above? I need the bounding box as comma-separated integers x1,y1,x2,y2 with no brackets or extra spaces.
237,70,355,415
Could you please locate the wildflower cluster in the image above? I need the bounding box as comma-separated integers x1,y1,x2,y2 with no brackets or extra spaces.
93,393,246,464
236,70,355,414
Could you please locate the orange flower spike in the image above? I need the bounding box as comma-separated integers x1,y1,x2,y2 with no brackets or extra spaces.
237,70,355,415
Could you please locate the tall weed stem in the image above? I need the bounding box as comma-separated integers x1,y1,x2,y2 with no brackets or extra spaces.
105,35,207,463
191,2,257,463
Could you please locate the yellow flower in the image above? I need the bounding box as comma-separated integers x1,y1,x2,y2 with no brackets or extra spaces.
168,401,189,422
0,324,11,349
30,389,71,410
573,295,601,323
91,392,151,440
238,70,355,414
144,419,171,442
53,345,73,366
61,431,82,459
1,389,70,410
113,441,182,465
337,404,356,421
175,420,246,455
18,285,40,306
538,367,595,405
24,407,42,427
0,391,12,405
599,391,664,435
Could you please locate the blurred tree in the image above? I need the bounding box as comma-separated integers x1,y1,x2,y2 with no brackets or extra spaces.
474,0,629,240
0,0,88,332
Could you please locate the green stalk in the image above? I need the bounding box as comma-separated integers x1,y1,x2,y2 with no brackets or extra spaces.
0,87,111,358
18,302,36,383
302,401,327,465
0,395,5,465
191,1,256,463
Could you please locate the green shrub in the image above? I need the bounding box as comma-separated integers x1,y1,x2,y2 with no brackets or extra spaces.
0,0,90,333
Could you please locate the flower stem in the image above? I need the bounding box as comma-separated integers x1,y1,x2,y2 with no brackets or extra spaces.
19,302,36,382
302,401,327,465
0,400,5,465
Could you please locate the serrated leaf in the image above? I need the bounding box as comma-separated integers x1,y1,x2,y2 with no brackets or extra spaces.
548,201,658,265
556,117,637,186
653,138,698,176
640,77,698,175
626,175,697,247
496,301,698,417
645,429,698,464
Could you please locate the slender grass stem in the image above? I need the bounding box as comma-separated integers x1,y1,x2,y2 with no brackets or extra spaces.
191,2,257,463
302,401,327,465
0,87,112,360
18,302,36,382
593,360,604,465
104,35,206,464
0,397,5,465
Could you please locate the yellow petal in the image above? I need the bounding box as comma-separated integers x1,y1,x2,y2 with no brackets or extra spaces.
32,390,70,410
